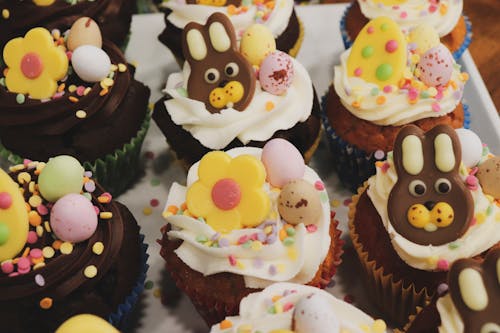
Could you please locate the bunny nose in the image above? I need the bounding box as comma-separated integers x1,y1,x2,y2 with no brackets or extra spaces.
218,80,229,88
424,201,436,210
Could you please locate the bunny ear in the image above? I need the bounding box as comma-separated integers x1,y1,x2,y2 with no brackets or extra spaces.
393,125,425,177
206,13,237,53
428,125,462,173
182,22,208,62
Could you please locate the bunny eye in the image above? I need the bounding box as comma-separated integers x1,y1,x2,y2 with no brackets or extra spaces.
435,178,452,194
480,323,500,333
224,62,239,78
204,68,220,84
409,180,426,197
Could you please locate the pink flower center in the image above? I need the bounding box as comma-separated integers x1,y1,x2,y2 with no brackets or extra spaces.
21,52,43,79
211,178,241,210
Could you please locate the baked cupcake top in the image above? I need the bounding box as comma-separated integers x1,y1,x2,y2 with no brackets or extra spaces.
357,0,463,37
366,125,500,271
161,0,294,41
334,16,468,126
161,12,313,150
162,139,331,289
435,248,500,333
0,155,128,309
0,17,149,161
210,282,388,333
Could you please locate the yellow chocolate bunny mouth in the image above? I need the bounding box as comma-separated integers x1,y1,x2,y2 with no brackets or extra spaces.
209,81,245,109
407,202,454,232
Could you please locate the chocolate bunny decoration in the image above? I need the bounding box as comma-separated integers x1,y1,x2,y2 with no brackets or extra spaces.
182,12,255,114
387,125,473,246
447,248,500,333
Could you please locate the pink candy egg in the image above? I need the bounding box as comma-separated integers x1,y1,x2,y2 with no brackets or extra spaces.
417,44,453,87
261,138,305,188
258,51,294,95
50,193,98,243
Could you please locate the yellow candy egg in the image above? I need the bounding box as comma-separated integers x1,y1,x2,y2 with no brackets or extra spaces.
55,314,120,333
409,23,440,55
240,24,276,67
347,17,407,88
0,169,29,262
33,0,56,5
67,17,103,51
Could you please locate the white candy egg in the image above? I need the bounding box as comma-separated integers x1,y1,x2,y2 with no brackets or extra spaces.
455,128,483,168
71,45,111,83
293,294,339,333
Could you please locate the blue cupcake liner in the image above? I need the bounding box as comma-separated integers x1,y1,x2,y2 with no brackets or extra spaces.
339,2,472,60
320,93,470,192
108,233,150,329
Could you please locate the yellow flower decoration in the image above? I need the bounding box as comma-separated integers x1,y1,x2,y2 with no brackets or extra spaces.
186,151,270,233
4,27,68,99
32,0,56,6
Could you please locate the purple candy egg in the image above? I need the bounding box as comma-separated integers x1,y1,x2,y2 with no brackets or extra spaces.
417,44,453,87
261,138,305,188
258,51,294,95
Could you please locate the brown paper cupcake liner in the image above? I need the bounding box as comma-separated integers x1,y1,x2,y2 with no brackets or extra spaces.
160,215,344,326
287,16,305,58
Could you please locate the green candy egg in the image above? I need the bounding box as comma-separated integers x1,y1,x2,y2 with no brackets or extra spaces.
38,155,84,202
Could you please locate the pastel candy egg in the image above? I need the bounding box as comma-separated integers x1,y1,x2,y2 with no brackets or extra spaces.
71,45,111,82
417,44,453,87
261,138,305,188
259,51,294,95
67,17,103,51
240,24,276,67
409,24,440,55
477,156,500,198
455,128,483,168
50,193,98,243
38,155,84,202
293,294,339,333
56,314,120,333
278,179,322,225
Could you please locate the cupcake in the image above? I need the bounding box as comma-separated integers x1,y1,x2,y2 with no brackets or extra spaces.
0,155,148,333
402,248,500,333
348,124,500,326
56,314,121,333
210,282,388,333
159,139,343,326
340,0,471,60
0,0,136,51
153,12,321,167
323,16,469,192
0,18,151,195
158,0,303,65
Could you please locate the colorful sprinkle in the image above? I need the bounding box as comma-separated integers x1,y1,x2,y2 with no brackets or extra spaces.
60,242,73,255
35,274,45,287
83,265,97,278
92,242,104,255
39,297,53,310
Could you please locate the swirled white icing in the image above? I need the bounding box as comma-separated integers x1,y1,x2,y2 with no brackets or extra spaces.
163,0,294,39
163,59,313,150
366,154,500,271
333,48,466,126
436,293,465,333
163,147,331,289
358,0,463,37
209,283,387,333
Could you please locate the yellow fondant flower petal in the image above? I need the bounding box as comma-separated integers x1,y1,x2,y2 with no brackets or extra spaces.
198,151,231,188
186,182,215,218
228,154,266,190
23,27,54,52
206,208,242,233
238,188,270,228
3,38,24,69
41,46,68,80
5,68,30,95
24,72,58,100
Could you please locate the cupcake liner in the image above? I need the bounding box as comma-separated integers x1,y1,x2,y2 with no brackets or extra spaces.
287,16,305,58
348,185,433,326
321,94,470,192
0,110,151,197
339,1,354,50
109,233,150,329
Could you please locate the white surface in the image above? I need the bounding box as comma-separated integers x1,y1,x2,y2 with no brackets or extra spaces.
121,4,500,333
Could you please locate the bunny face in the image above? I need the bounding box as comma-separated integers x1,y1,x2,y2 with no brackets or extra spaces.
182,12,256,114
387,125,474,246
447,248,500,333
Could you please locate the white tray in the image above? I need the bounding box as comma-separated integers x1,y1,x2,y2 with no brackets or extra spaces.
122,4,500,332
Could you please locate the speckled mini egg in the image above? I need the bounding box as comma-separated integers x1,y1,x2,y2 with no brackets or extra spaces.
293,294,339,333
240,24,276,67
67,17,103,51
417,44,454,87
477,156,500,198
38,155,84,202
456,128,483,168
71,45,111,82
259,51,294,95
409,23,440,55
50,193,98,243
261,138,305,188
278,179,321,225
